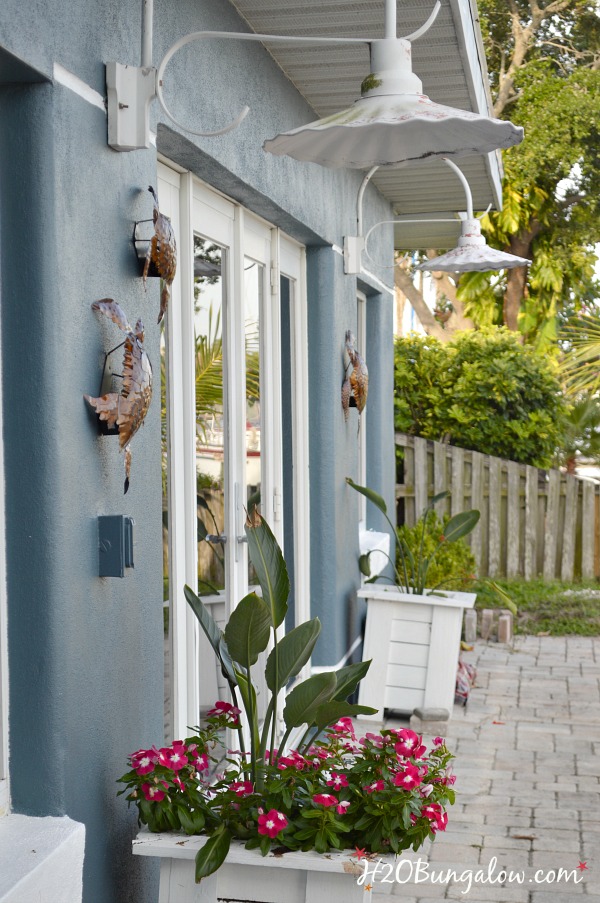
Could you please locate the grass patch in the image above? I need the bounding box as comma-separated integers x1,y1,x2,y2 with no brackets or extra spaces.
473,578,600,636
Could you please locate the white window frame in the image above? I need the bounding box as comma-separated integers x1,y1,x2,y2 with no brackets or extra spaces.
158,162,310,739
357,290,368,530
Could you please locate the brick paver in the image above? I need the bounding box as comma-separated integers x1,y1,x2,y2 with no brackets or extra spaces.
371,636,599,903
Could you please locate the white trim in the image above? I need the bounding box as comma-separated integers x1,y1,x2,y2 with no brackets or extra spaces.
52,63,106,112
356,291,367,530
158,163,193,740
180,172,201,733
283,240,311,633
331,245,394,296
0,815,85,900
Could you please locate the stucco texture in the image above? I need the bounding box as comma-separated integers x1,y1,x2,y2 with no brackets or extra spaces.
0,2,396,900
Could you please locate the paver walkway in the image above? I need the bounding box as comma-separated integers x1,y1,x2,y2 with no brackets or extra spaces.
371,635,600,903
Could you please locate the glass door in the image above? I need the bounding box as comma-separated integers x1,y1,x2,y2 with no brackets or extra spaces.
159,165,307,740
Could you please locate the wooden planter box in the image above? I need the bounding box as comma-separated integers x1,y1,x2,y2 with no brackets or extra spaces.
133,831,393,902
357,586,476,718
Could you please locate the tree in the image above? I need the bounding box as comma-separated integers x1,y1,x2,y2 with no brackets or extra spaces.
554,394,600,473
396,0,600,346
394,328,566,467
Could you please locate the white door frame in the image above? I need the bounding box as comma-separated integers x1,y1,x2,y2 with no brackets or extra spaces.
159,163,310,739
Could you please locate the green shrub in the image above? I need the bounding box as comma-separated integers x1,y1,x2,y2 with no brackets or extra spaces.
397,513,477,591
394,328,566,467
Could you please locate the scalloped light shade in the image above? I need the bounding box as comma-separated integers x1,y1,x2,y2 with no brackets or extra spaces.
415,219,530,273
264,94,524,169
263,38,523,169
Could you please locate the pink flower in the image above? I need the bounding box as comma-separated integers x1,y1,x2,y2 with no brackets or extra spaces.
278,751,307,770
313,793,338,807
257,809,288,838
230,781,254,797
158,742,189,772
421,803,448,832
364,780,385,793
190,751,209,772
206,701,241,726
306,746,332,761
336,800,351,815
329,717,355,738
326,772,348,789
131,747,159,776
173,775,186,792
394,729,426,759
393,764,423,790
141,781,168,802
360,732,384,749
433,737,445,747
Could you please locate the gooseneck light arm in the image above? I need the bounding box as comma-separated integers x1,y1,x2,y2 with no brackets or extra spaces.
442,157,473,219
107,0,441,149
156,2,441,139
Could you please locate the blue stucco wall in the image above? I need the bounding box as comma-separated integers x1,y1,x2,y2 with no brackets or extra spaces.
0,1,396,900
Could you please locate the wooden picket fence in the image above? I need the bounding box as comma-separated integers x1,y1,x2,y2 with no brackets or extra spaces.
396,433,600,582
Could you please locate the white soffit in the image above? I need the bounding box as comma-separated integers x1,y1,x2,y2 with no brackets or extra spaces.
230,0,502,249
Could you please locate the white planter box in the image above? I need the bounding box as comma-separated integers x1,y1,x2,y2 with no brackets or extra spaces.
133,831,393,902
357,586,476,718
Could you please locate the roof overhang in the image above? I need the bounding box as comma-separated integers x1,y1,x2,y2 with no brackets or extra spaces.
230,0,501,249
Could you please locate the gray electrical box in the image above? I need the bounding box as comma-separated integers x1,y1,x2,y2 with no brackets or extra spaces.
98,515,135,577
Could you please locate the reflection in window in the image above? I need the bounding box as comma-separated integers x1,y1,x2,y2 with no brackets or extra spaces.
194,239,226,594
244,259,263,586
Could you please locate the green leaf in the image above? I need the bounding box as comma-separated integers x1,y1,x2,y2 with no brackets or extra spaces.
195,829,231,883
332,660,372,701
185,584,222,653
313,701,378,732
430,490,450,507
441,510,480,542
283,672,337,729
245,515,289,628
358,553,372,577
346,477,387,515
265,618,321,692
184,585,237,685
224,593,271,668
235,670,260,750
217,638,236,685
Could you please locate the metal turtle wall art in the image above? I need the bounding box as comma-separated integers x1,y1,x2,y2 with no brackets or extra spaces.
144,185,177,324
342,329,369,427
84,299,153,493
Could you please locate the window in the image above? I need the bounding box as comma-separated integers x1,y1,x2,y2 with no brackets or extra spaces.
158,164,309,739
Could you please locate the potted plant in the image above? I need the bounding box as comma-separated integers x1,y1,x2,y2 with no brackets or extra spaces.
346,479,480,719
120,512,456,902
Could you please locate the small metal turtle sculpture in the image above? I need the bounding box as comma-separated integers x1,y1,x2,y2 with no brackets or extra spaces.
342,330,369,426
144,185,177,324
84,299,153,493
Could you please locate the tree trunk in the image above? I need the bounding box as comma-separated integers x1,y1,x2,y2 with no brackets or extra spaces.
394,267,451,341
501,225,539,330
503,265,528,331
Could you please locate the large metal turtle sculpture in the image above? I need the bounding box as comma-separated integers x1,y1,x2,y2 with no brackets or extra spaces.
84,299,153,493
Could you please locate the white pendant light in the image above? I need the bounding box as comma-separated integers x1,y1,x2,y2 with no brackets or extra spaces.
264,3,523,169
415,159,530,272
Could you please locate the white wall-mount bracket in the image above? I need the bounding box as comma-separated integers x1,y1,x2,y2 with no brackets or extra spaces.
106,62,157,151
